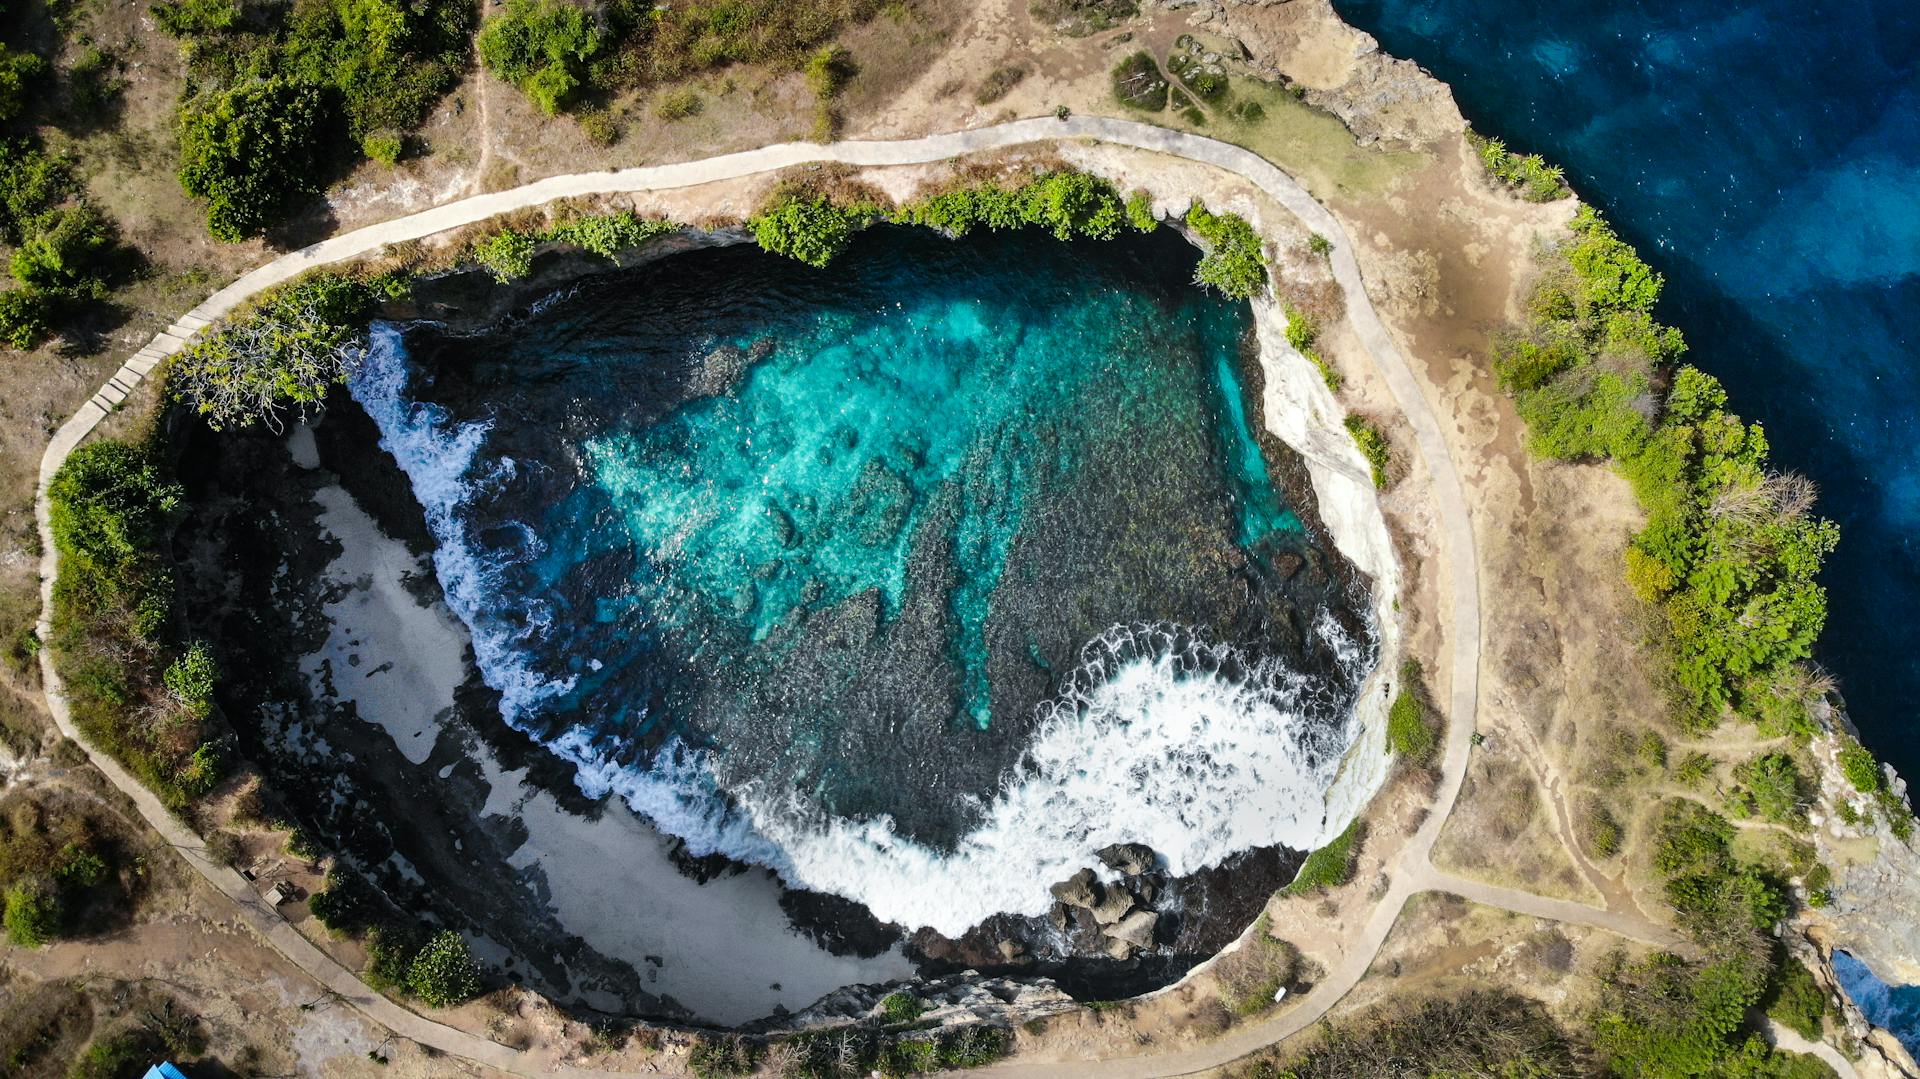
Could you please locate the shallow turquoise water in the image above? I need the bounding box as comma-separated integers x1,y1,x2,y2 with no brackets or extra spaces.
353,226,1369,930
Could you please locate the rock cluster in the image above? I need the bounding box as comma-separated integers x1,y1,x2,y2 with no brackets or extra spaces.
1046,844,1167,959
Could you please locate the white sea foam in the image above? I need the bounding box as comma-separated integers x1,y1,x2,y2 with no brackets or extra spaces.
350,325,1373,937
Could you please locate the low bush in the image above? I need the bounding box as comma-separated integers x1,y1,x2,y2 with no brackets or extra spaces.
892,170,1127,242
471,228,538,282
1837,743,1881,792
688,1034,758,1078
1185,203,1266,299
543,210,677,258
1344,415,1390,488
362,131,402,166
407,929,483,1006
880,990,923,1024
653,86,702,121
1583,798,1623,858
1283,819,1361,896
1385,658,1436,764
1124,191,1157,232
1762,956,1827,1040
975,65,1026,105
1731,752,1809,827
1110,50,1167,111
1469,131,1570,202
749,192,873,268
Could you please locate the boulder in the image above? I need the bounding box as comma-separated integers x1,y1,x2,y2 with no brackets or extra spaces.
1095,842,1157,876
996,939,1026,962
1106,909,1159,951
1047,901,1072,933
1103,935,1138,961
1048,867,1101,909
1090,887,1135,926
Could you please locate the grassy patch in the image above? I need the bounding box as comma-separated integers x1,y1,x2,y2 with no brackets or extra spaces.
1283,819,1362,896
1344,415,1390,488
1110,50,1167,111
1385,657,1436,763
1215,914,1301,1014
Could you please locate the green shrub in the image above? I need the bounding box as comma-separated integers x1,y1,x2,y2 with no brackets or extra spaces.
471,228,538,282
1837,743,1881,792
653,86,702,121
0,288,48,348
362,923,422,991
1111,50,1167,110
362,131,403,166
880,990,923,1024
3,877,61,947
1385,659,1435,763
177,77,327,242
1584,799,1623,858
976,65,1026,105
170,273,390,429
1260,990,1576,1078
11,204,114,297
894,171,1127,242
162,641,217,718
65,1029,163,1079
1185,203,1266,299
0,46,46,122
1762,960,1827,1040
687,1034,758,1078
478,0,605,116
1124,191,1156,232
1345,415,1390,488
407,929,483,1006
1284,819,1361,896
308,867,378,934
1469,131,1570,202
804,44,854,99
749,192,872,267
1733,752,1809,827
543,211,676,258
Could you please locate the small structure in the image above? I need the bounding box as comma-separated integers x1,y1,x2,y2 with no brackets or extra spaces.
263,883,288,906
143,1064,191,1079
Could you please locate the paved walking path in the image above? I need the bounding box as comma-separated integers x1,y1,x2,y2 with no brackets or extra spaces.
30,115,1682,1077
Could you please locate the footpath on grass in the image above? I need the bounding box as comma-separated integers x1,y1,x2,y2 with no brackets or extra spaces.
33,115,1673,1078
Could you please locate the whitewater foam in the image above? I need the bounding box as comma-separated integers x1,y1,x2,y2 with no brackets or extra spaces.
350,325,1374,937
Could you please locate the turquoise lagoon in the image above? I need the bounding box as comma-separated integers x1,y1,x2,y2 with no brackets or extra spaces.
351,226,1373,934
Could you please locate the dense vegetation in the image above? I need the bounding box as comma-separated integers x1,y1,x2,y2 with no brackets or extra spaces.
477,0,888,125
466,207,682,281
47,440,220,810
1283,305,1340,391
746,170,1155,270
1495,203,1913,844
0,139,131,348
155,0,476,238
169,272,400,429
1110,50,1167,111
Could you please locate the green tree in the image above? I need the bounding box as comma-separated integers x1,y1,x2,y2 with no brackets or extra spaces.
477,0,604,116
178,78,328,241
406,929,482,1006
1185,203,1267,299
169,273,387,429
749,194,868,268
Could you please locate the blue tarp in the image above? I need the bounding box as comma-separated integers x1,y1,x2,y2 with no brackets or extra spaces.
142,1064,189,1079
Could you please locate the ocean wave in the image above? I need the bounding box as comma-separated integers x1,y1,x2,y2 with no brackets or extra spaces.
349,325,1372,936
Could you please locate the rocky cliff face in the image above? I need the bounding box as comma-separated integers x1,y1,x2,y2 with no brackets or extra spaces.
1154,0,1465,147
1806,703,1920,992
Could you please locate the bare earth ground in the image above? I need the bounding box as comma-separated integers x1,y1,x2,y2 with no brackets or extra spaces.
1,0,1913,1075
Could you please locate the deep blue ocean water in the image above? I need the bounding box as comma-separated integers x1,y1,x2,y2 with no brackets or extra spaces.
354,227,1373,932
1331,0,1920,783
